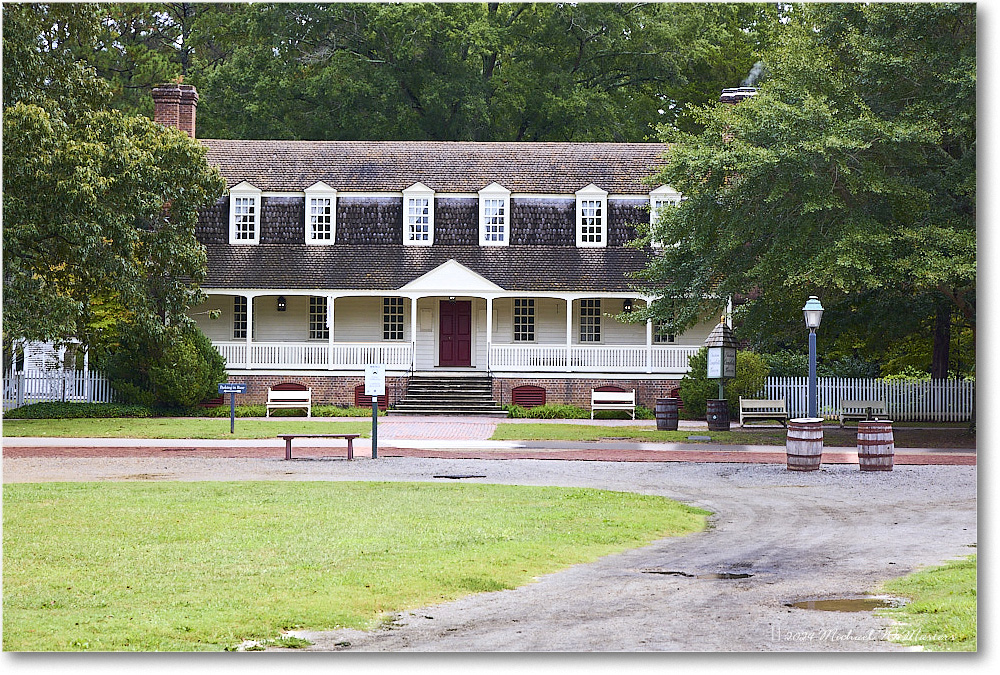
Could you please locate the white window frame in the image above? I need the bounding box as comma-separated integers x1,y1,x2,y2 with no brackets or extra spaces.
478,182,511,247
579,299,602,343
513,298,535,342
575,184,608,248
309,296,329,340
233,296,247,339
402,182,434,246
649,184,682,248
383,297,405,340
228,181,262,245
304,181,337,244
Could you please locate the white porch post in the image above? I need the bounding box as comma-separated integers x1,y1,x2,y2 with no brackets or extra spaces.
410,295,418,371
245,293,253,369
646,317,654,374
565,297,574,373
485,296,493,372
327,294,336,370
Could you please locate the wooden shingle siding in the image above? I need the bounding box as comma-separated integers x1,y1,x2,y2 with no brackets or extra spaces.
434,198,478,246
196,197,230,244
260,196,305,244
510,199,575,246
337,198,402,245
608,201,647,247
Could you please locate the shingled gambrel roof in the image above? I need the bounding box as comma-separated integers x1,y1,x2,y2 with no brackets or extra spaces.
200,140,668,194
203,244,652,293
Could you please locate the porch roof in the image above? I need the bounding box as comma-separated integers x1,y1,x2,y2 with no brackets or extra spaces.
203,244,653,293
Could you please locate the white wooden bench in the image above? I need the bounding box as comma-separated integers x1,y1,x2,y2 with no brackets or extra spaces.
839,400,888,427
738,398,788,427
591,389,636,419
266,387,312,417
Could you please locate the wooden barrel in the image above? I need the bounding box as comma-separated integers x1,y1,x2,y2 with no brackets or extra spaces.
858,420,894,471
706,399,730,431
786,418,824,471
655,398,679,431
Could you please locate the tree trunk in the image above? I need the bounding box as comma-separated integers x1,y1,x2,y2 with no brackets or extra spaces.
931,303,951,379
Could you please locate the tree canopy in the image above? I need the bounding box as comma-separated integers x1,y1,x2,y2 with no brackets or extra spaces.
634,2,975,376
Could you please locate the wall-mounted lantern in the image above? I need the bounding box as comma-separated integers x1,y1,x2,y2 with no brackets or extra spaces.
276,296,287,312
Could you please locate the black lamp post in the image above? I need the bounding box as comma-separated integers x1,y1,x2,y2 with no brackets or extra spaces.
802,296,824,418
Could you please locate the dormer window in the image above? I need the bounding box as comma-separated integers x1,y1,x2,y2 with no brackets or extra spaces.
649,185,682,247
402,182,434,246
576,184,608,248
304,182,337,244
228,182,261,245
479,183,511,246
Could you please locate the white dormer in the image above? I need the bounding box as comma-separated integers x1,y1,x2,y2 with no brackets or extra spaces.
402,182,435,246
478,182,511,247
649,184,682,247
228,181,262,245
575,184,608,248
304,181,337,244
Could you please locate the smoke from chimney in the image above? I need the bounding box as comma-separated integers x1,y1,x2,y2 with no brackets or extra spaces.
741,61,765,88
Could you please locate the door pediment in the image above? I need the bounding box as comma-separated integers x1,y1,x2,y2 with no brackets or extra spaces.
399,259,505,294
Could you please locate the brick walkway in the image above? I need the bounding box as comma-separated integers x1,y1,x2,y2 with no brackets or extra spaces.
378,417,497,441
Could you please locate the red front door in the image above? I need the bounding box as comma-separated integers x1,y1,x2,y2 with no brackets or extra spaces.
439,300,472,367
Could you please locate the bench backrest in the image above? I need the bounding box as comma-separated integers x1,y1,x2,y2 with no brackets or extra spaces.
592,390,635,404
841,399,886,411
268,388,312,402
739,398,786,411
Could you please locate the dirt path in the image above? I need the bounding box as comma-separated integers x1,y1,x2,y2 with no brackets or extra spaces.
3,454,976,651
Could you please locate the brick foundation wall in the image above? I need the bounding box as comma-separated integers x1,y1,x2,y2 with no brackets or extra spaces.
226,375,410,407
492,377,680,409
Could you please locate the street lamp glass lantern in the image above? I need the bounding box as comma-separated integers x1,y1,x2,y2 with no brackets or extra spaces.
802,296,824,331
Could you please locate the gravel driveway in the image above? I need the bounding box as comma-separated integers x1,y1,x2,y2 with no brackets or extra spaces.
4,454,977,651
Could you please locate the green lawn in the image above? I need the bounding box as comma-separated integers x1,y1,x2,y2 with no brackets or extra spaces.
1,418,370,439
490,423,786,445
3,481,708,651
878,555,977,651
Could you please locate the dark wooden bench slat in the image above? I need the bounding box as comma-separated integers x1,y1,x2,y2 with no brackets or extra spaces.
278,434,361,460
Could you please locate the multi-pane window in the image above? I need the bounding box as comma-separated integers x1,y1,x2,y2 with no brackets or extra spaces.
513,299,535,342
649,186,681,247
229,182,261,245
576,184,608,248
309,297,329,340
653,323,675,344
233,197,257,240
309,197,333,240
579,299,602,342
483,199,506,243
383,297,405,340
479,183,511,246
233,296,247,339
407,198,430,242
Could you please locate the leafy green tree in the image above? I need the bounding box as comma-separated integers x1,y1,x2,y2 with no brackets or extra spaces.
634,3,975,378
2,3,226,355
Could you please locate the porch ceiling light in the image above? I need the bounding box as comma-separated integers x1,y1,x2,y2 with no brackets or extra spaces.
277,296,287,312
802,296,824,331
623,298,633,312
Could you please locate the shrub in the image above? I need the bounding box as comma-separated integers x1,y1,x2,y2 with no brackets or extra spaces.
679,348,770,418
502,403,652,420
200,404,385,418
2,402,155,419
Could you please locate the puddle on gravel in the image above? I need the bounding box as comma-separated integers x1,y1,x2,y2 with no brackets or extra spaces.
642,570,753,580
432,475,487,480
787,597,906,612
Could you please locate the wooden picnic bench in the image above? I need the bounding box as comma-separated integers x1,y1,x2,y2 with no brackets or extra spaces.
590,389,636,419
839,400,888,427
266,386,312,418
738,398,789,427
278,434,361,460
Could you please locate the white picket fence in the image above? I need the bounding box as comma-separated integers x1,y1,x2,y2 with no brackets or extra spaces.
763,377,975,422
3,369,116,412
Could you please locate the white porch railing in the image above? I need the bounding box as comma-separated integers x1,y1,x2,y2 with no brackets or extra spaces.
489,344,699,373
213,341,414,369
764,376,976,422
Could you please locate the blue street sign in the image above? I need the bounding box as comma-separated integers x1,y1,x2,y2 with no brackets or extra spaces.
218,383,248,394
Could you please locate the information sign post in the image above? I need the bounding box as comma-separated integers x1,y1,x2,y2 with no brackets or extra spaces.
364,365,386,459
217,383,248,434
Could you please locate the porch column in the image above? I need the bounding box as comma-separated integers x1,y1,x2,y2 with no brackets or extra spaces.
646,317,653,374
327,294,336,370
410,296,418,371
485,296,493,372
565,297,574,373
245,294,253,369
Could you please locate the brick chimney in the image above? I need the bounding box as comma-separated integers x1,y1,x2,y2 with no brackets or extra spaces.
152,83,198,138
